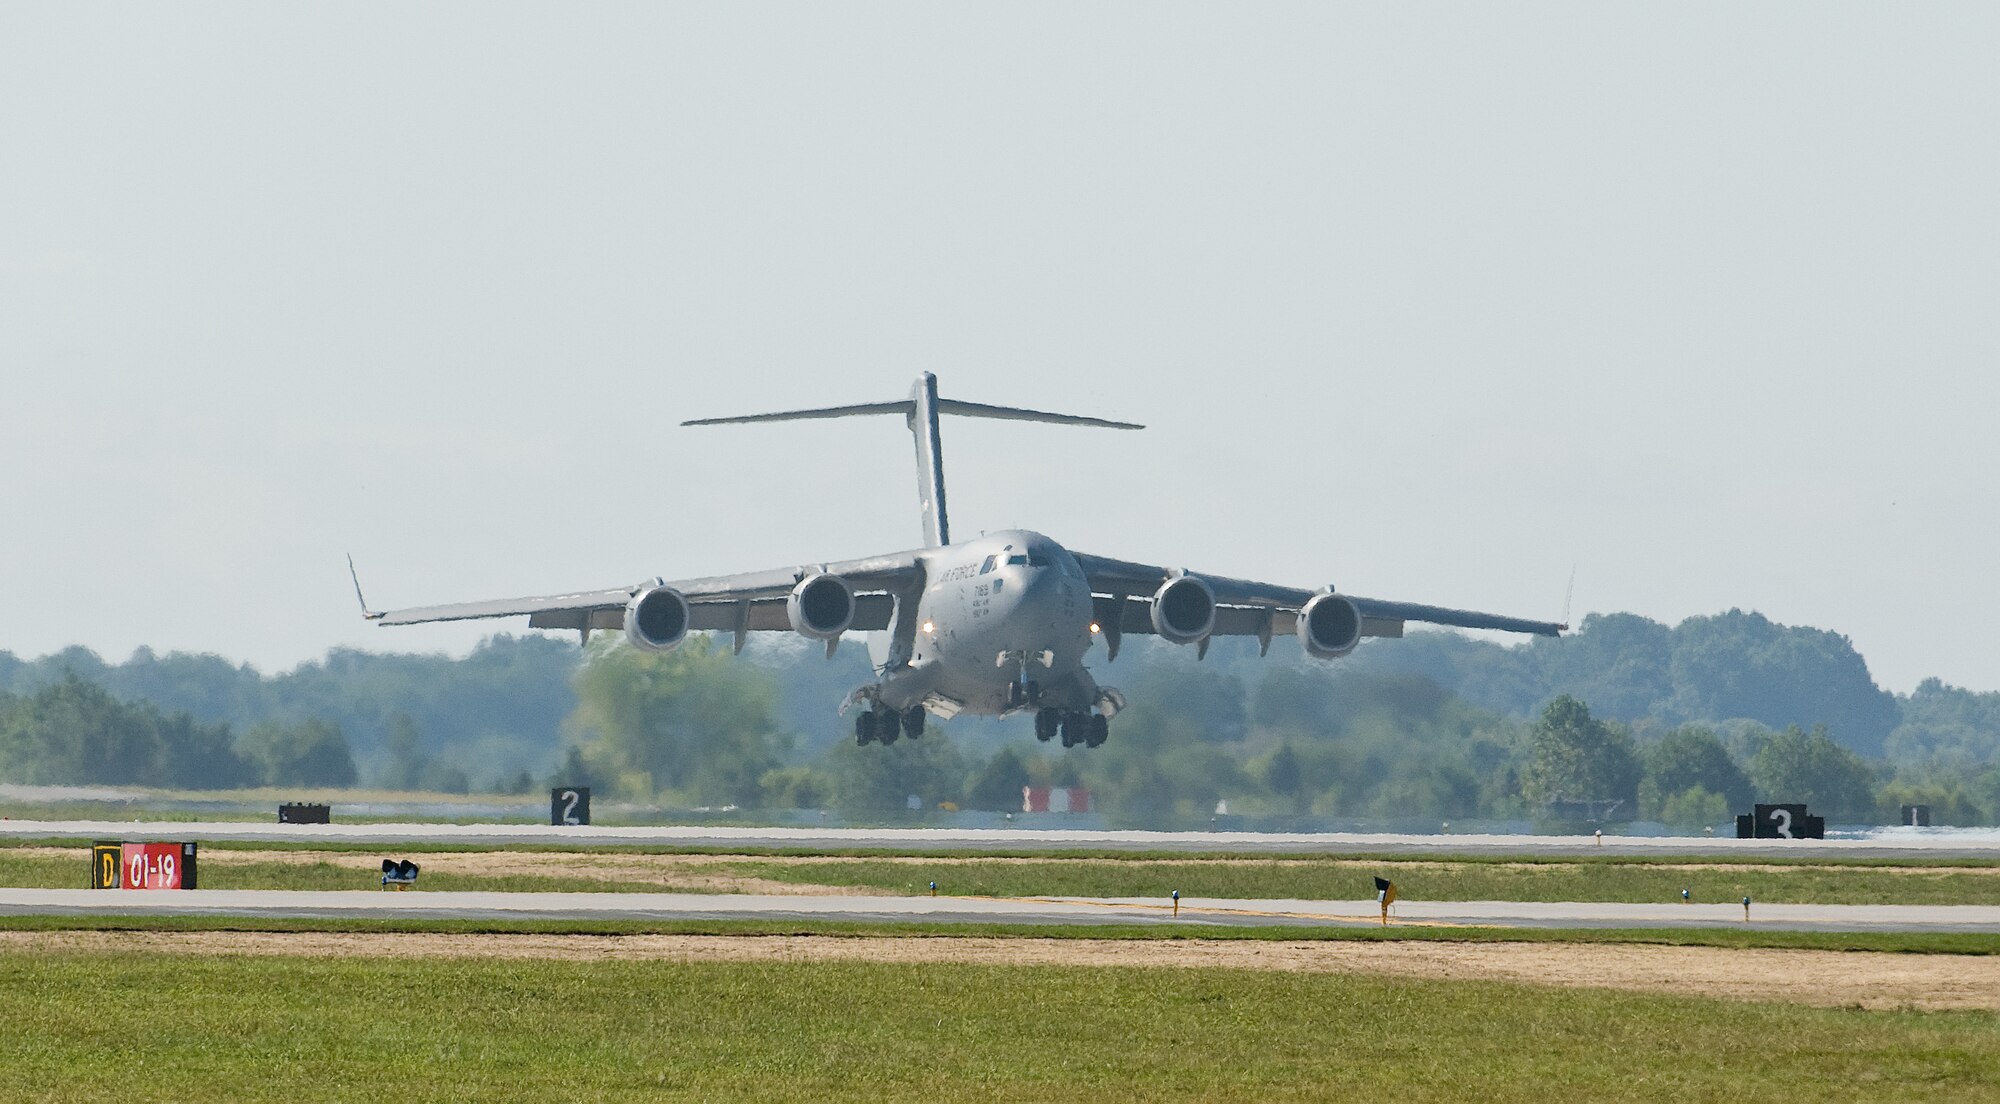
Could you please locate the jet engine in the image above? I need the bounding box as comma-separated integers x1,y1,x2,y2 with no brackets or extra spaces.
623,585,690,652
1150,575,1216,645
1297,592,1363,659
787,573,855,641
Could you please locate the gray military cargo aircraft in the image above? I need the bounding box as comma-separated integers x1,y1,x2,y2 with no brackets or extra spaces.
357,374,1562,748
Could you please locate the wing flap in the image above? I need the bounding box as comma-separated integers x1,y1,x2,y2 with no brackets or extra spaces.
373,553,920,633
381,588,633,627
1074,549,1561,643
1346,598,1559,637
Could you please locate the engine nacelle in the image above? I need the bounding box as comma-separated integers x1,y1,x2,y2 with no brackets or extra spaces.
623,585,690,652
1150,575,1216,646
787,573,855,641
1297,592,1363,659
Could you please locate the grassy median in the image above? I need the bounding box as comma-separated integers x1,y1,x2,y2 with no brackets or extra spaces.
0,951,1992,1103
6,842,1997,905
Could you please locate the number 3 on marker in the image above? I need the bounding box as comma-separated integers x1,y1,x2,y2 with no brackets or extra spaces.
1769,807,1793,838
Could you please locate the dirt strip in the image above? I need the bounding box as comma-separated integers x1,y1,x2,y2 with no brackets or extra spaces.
4,930,1996,1011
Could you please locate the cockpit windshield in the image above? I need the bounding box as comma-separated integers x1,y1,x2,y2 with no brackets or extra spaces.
980,548,1047,573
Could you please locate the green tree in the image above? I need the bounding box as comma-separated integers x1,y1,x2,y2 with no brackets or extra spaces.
965,747,1031,812
1258,742,1308,815
549,745,599,790
1657,784,1730,829
381,713,426,789
824,732,967,818
238,718,357,787
1520,696,1640,817
1886,678,2000,770
153,709,253,789
758,765,831,809
1872,776,1984,827
1667,610,1899,755
1533,612,1675,721
0,673,162,785
1747,725,1877,821
1640,726,1753,816
566,636,789,804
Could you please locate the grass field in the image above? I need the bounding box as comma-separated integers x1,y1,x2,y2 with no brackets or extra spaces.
0,951,1992,1103
0,850,723,895
6,843,1996,905
737,855,2000,906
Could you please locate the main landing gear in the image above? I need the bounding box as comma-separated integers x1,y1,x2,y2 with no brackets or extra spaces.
1035,708,1108,748
856,706,927,747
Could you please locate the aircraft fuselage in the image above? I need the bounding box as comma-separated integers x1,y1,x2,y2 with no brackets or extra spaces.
865,529,1107,719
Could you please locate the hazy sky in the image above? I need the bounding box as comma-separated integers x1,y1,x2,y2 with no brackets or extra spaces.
2,5,1995,693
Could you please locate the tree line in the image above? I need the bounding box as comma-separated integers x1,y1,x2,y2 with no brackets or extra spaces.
3,607,2000,824
0,674,356,790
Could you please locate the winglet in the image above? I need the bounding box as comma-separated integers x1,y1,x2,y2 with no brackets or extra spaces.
348,554,383,621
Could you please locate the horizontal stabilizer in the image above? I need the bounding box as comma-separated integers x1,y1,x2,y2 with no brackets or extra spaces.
934,399,1142,430
681,401,910,427
680,373,1140,547
681,397,1141,431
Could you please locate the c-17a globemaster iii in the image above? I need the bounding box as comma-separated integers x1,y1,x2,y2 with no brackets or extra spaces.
356,374,1562,748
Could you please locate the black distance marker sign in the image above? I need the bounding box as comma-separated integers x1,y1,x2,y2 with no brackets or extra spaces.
1745,803,1825,839
551,787,591,826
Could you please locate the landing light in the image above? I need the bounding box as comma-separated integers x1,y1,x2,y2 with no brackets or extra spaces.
922,620,935,634
1089,622,1101,635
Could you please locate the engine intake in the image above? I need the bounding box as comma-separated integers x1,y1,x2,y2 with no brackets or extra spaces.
1297,592,1362,659
1151,575,1216,645
787,573,855,641
624,586,690,652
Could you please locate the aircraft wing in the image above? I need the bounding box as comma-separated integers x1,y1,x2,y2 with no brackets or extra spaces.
1069,551,1563,652
363,549,924,643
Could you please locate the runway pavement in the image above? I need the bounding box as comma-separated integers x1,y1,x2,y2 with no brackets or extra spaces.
1,887,1996,932
4,820,1998,858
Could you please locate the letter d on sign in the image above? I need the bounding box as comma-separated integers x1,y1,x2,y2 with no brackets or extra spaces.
91,842,121,889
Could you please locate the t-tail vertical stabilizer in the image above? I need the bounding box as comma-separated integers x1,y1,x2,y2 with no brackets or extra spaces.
682,374,1142,548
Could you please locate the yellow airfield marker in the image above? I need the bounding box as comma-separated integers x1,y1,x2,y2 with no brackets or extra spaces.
1373,877,1398,926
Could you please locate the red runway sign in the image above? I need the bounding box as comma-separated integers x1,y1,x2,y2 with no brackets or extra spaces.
91,842,198,890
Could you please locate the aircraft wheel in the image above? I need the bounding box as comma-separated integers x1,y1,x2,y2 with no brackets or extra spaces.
855,711,877,746
1086,714,1108,748
903,707,926,737
1035,709,1059,742
1058,713,1079,748
877,709,901,745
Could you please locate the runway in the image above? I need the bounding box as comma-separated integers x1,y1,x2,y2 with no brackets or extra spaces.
3,887,1996,932
4,820,1998,858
